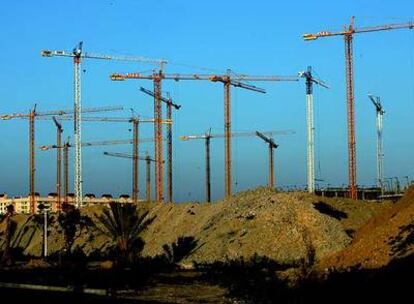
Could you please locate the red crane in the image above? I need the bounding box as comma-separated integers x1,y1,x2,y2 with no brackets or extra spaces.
303,17,413,199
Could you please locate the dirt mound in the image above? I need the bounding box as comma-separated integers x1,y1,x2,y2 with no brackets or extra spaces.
0,188,389,267
140,189,352,265
318,186,414,270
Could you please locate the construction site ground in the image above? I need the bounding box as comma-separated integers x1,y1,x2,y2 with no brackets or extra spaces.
3,186,414,302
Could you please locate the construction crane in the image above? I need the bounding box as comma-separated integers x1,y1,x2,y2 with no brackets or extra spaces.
298,66,329,194
40,137,157,204
255,131,279,188
0,105,123,213
52,117,63,211
41,41,166,208
63,137,70,204
103,151,157,202
180,130,295,202
368,94,385,194
111,69,298,200
303,17,414,199
139,86,181,203
39,115,170,203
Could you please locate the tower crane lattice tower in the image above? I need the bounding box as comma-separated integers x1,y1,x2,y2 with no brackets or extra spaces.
303,17,413,199
0,105,123,213
368,94,385,193
299,66,329,194
41,42,166,207
112,70,298,200
180,130,295,202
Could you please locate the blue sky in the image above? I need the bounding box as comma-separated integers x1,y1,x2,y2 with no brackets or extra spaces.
1,0,414,201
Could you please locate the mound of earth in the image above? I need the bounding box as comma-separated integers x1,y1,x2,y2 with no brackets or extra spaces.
318,185,414,271
0,188,388,267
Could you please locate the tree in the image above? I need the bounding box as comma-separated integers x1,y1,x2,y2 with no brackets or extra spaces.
1,205,16,266
162,236,198,265
58,203,81,254
96,203,154,266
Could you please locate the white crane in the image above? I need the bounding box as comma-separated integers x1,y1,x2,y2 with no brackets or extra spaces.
299,66,329,194
368,94,385,193
41,42,166,208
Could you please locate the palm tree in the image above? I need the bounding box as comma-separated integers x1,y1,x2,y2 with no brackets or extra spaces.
1,204,16,266
162,236,198,265
96,203,154,266
58,203,81,254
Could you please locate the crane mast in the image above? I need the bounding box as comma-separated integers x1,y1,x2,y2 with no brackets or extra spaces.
303,17,413,199
180,129,294,201
38,115,163,204
63,138,69,205
103,151,157,202
0,105,122,214
368,94,385,193
41,41,164,208
41,136,157,204
52,117,63,211
299,66,329,194
255,131,279,188
112,70,298,199
139,87,181,203
73,42,82,208
29,106,36,213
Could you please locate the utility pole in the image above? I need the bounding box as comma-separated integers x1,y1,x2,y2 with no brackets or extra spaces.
112,70,298,199
52,117,63,211
180,130,294,201
299,66,329,193
139,87,181,203
255,131,279,188
41,42,165,208
368,94,385,194
303,17,414,199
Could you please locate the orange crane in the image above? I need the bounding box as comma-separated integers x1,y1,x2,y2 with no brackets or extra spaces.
0,105,123,214
63,137,70,205
303,17,414,199
111,70,298,201
139,87,181,203
42,115,170,203
103,151,157,202
255,131,279,188
41,41,166,208
180,130,295,202
40,137,158,205
52,117,63,211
